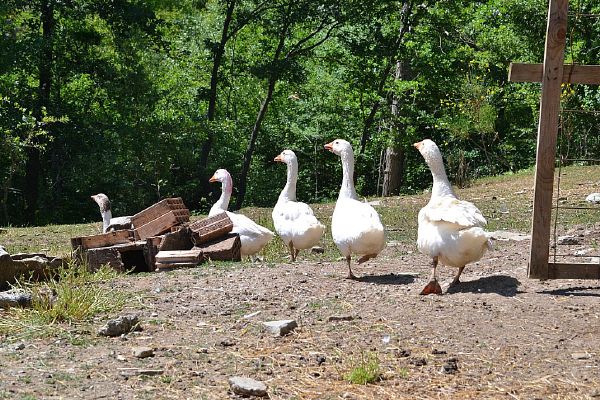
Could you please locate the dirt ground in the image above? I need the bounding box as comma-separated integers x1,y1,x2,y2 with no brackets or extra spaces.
1,228,599,399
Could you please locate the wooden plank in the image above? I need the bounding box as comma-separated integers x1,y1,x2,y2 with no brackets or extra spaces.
131,199,172,229
528,0,568,280
134,211,178,240
145,237,162,271
189,213,234,245
71,230,134,251
548,262,600,279
509,63,600,84
155,249,203,264
84,247,125,272
194,233,241,262
155,262,200,271
158,227,194,251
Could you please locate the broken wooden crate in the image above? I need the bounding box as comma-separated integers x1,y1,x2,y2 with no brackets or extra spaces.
73,208,241,272
154,213,240,270
131,197,190,240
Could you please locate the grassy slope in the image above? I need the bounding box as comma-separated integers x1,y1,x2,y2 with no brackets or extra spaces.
1,165,599,259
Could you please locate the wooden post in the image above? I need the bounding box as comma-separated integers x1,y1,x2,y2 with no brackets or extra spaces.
528,0,568,279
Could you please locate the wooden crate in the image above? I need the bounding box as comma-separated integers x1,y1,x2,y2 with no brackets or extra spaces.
189,213,233,245
131,198,189,228
132,198,191,240
194,233,241,262
71,230,134,251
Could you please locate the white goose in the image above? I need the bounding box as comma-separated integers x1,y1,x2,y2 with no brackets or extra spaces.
91,193,132,233
209,169,274,258
325,139,385,279
414,139,492,295
272,149,325,261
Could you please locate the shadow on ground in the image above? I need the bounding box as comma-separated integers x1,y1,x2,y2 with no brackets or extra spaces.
538,286,600,297
446,275,521,297
357,273,416,285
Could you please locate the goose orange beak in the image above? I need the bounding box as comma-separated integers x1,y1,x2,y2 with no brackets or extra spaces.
413,141,424,150
274,154,284,162
209,174,218,182
324,142,334,151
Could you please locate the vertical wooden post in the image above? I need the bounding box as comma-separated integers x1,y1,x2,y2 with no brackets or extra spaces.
528,0,568,279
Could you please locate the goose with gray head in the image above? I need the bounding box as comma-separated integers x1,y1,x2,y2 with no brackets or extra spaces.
91,193,132,233
209,169,274,258
324,139,385,279
272,149,325,261
414,139,493,295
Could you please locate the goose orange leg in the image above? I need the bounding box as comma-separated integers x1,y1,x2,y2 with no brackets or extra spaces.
420,256,442,295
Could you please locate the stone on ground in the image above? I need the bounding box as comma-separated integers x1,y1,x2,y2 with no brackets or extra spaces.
263,319,298,336
98,314,141,337
228,376,268,397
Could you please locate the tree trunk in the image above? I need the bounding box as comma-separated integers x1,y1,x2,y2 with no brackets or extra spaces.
24,0,54,224
382,147,404,196
234,76,277,210
382,60,405,196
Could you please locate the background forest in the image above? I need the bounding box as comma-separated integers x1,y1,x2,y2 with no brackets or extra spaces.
0,0,598,226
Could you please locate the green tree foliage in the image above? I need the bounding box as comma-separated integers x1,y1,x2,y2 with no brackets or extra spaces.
0,0,598,226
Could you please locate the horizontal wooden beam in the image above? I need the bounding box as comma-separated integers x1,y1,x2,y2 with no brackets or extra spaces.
509,63,600,84
545,262,600,279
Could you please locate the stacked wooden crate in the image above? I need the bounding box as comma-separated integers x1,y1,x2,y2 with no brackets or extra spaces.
72,198,191,272
154,213,241,270
131,197,190,240
72,200,242,272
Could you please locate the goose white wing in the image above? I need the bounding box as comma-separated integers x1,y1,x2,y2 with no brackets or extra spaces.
422,197,487,228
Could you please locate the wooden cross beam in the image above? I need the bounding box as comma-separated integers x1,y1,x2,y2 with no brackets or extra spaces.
508,0,600,280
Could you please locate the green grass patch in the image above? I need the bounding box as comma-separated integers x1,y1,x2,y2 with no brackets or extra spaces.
0,261,127,339
343,352,381,385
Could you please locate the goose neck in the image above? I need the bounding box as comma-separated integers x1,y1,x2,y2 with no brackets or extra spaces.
427,154,455,198
101,210,112,233
339,150,358,200
215,177,233,211
279,159,298,202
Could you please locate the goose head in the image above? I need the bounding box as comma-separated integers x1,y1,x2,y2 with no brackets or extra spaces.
209,168,231,184
413,139,444,167
324,139,353,157
274,149,297,164
91,193,111,212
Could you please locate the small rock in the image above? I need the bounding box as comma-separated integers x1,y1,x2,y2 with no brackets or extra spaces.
585,193,600,204
557,235,582,245
11,343,25,351
315,355,326,365
197,347,209,354
220,338,236,347
132,347,154,358
311,246,325,254
440,357,459,374
410,357,427,366
263,320,298,336
431,348,447,355
327,315,354,322
396,349,411,358
228,376,268,397
97,314,141,337
571,352,591,360
0,290,32,309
